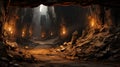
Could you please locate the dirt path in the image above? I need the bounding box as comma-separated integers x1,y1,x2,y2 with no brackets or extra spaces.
3,41,119,67
5,47,119,67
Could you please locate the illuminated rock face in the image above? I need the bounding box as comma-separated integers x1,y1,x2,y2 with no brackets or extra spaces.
39,4,48,15
32,4,56,40
55,6,120,61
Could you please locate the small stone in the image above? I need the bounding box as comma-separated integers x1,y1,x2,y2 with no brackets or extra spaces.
25,46,29,49
8,54,14,58
56,48,61,52
115,36,117,39
83,58,88,61
9,61,14,64
1,57,9,62
63,42,67,45
13,63,19,67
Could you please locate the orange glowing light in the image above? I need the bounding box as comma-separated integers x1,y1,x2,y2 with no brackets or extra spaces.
22,31,24,37
29,26,33,35
3,14,18,37
8,27,12,32
29,31,32,36
41,32,46,38
41,34,45,38
60,25,67,36
8,26,14,34
10,31,13,34
4,23,14,35
22,28,26,37
88,16,96,28
88,15,102,29
91,18,95,27
62,27,66,35
29,28,33,36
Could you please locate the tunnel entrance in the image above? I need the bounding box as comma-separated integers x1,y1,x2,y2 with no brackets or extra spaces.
2,4,88,49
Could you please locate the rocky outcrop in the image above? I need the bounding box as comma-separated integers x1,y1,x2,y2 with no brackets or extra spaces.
57,26,120,61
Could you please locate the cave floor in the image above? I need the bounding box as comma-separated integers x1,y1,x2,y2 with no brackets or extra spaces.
0,39,119,67
4,45,119,67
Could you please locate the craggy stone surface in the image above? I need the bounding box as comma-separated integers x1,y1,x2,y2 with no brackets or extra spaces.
57,26,120,61
1,0,120,7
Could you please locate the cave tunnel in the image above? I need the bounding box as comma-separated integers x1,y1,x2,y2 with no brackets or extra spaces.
0,0,120,67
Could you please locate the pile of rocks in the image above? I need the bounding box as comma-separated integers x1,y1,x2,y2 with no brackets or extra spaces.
57,26,120,61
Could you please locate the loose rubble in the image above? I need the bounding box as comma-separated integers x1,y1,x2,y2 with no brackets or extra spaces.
57,26,120,61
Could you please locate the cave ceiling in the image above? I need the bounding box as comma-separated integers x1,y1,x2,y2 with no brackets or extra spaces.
2,0,120,7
